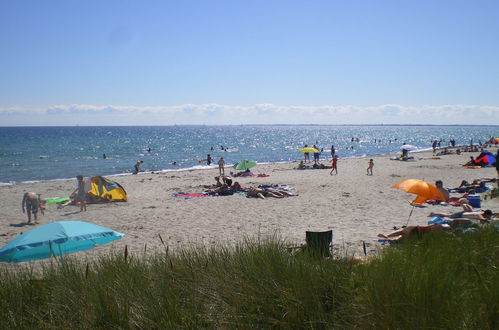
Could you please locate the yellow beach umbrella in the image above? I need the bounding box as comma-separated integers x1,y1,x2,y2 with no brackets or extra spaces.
300,147,319,153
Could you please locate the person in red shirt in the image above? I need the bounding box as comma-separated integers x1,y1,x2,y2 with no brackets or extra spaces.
330,155,338,175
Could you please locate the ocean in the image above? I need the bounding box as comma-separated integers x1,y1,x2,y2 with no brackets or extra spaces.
1,125,498,184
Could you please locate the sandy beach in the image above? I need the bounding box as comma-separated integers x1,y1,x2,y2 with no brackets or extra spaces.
1,149,498,265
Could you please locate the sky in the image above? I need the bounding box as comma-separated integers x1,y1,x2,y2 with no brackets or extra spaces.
1,0,499,126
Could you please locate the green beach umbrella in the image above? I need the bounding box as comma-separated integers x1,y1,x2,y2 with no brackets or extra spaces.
233,160,257,171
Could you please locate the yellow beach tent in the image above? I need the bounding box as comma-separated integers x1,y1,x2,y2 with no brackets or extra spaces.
87,176,128,202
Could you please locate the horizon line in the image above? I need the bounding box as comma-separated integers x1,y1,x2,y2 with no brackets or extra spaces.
1,124,499,128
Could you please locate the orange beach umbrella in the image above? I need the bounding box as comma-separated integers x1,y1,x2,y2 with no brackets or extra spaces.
392,179,444,203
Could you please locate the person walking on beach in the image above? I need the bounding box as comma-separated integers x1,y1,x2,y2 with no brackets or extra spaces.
367,159,374,175
75,175,87,212
218,157,225,176
133,160,143,174
330,155,338,175
22,192,45,224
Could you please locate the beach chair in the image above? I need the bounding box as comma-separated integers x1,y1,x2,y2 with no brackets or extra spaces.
305,230,333,257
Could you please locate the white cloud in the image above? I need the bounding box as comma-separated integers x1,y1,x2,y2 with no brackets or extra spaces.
0,104,498,126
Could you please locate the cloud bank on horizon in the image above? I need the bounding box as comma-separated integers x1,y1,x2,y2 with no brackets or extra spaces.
0,104,497,126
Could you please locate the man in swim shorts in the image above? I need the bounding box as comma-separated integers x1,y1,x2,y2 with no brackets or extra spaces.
22,192,45,224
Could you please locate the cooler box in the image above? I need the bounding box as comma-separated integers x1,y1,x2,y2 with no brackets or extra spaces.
467,194,481,208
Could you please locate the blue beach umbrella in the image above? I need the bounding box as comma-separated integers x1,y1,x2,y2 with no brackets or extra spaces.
0,221,124,263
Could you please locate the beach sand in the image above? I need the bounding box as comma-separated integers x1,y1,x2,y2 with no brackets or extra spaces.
1,149,498,266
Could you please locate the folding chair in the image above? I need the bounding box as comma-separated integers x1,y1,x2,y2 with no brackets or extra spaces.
305,230,333,257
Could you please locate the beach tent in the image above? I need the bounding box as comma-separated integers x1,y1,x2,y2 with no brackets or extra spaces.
87,176,128,202
474,151,496,167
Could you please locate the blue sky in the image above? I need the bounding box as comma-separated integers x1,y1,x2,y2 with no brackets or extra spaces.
1,0,498,125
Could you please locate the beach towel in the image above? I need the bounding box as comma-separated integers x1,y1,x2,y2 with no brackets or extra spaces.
258,184,294,191
232,173,270,177
45,197,70,204
173,193,209,199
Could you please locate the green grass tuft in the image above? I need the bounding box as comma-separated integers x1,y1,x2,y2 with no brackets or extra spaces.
0,229,498,328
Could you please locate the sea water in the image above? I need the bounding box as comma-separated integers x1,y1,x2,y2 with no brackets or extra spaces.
0,125,498,184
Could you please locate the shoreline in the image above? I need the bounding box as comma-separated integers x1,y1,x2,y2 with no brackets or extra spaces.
0,145,473,186
1,148,497,266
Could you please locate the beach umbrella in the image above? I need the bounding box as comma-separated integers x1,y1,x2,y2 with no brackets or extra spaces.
392,179,444,202
400,144,418,151
300,147,319,153
233,160,257,171
0,221,124,263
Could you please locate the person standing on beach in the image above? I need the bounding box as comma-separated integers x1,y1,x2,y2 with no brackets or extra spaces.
218,157,225,176
75,175,87,212
313,145,320,164
367,159,374,175
133,160,143,174
330,145,335,159
22,192,45,224
303,144,310,163
207,154,212,166
330,155,338,175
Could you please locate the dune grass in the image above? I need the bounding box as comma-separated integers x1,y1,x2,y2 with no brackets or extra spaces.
0,228,498,329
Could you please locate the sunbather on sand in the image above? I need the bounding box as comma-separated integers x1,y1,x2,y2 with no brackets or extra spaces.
297,161,309,169
457,198,474,212
377,224,450,242
448,189,475,202
231,182,244,192
247,187,285,199
205,184,231,195
205,181,245,195
453,180,487,193
428,209,493,221
266,188,296,197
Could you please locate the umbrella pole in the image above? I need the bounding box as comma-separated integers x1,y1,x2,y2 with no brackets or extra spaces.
405,204,415,227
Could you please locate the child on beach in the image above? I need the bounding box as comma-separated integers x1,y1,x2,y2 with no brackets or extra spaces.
75,175,87,212
367,159,374,175
330,155,338,175
218,157,225,176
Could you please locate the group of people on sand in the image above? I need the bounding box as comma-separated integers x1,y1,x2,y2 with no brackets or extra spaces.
204,176,297,200
21,175,87,224
378,209,494,242
297,156,374,176
379,175,498,242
